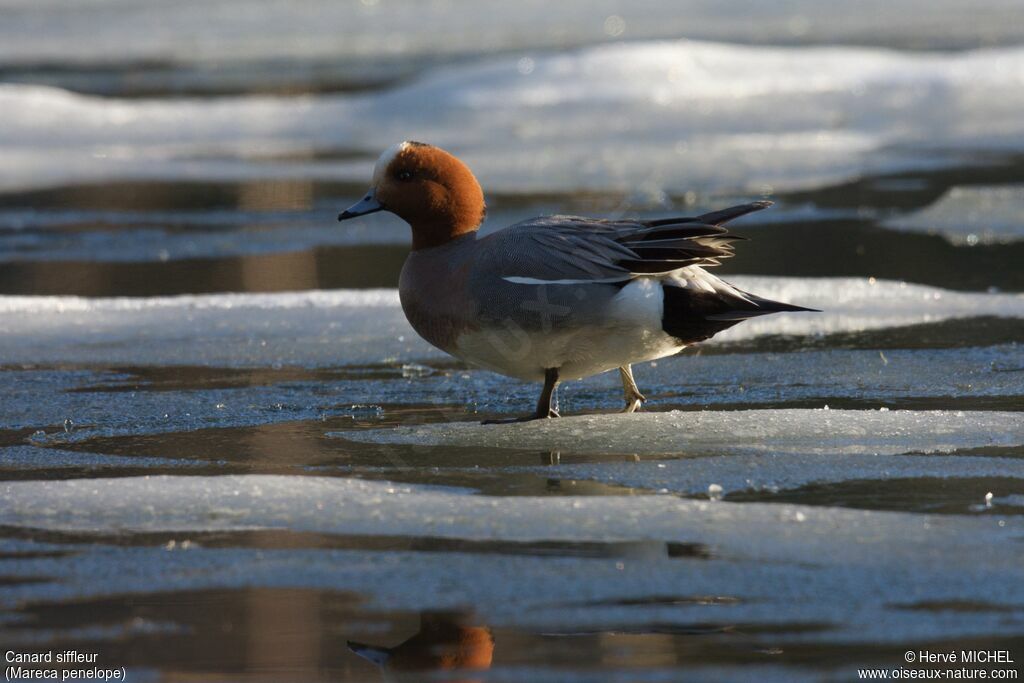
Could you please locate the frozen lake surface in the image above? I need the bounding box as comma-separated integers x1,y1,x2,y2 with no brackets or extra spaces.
885,185,1024,245
1,3,1023,681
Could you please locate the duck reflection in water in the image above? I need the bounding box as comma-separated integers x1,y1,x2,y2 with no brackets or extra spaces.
348,610,494,679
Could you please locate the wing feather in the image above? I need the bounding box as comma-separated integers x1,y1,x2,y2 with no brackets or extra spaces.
480,202,771,283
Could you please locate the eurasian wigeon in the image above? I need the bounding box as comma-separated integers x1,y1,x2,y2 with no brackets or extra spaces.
339,141,816,422
347,611,493,672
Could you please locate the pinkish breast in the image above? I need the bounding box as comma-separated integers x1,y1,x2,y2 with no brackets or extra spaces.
398,243,477,354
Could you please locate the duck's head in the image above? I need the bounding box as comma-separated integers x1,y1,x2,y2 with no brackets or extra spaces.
338,141,486,250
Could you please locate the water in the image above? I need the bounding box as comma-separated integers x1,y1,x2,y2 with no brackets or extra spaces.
1,2,1023,681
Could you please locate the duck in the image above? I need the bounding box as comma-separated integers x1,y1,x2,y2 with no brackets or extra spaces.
347,611,493,674
339,141,816,422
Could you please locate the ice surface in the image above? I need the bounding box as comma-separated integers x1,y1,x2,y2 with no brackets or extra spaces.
884,185,1024,245
3,4,1023,673
613,345,1024,409
519,451,1024,499
0,277,1021,366
338,409,1023,457
0,445,211,470
2,345,1018,446
4,541,1022,649
0,288,419,367
3,0,1022,67
1,474,1019,567
0,365,358,439
3,41,1024,194
3,540,1024,648
2,475,1022,646
0,203,850,264
705,277,1024,343
0,210,366,264
995,494,1024,510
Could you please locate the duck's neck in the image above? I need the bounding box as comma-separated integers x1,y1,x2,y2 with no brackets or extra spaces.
410,216,481,251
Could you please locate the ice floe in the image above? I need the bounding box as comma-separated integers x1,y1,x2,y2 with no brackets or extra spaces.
1,344,1017,444
0,202,853,264
885,185,1024,245
1,474,1019,568
0,445,210,471
518,451,1024,500
337,409,1023,457
3,0,1022,67
0,278,1021,366
2,539,1022,649
2,474,1022,646
3,40,1024,195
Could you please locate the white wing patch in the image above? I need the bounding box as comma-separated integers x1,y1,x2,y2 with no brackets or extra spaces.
502,276,631,285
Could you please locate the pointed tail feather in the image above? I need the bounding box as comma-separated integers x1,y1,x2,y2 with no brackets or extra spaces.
661,278,819,343
695,200,773,226
744,292,821,314
705,294,820,320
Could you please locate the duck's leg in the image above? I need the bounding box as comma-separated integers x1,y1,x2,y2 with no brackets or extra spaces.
618,364,646,413
537,367,561,419
482,367,560,424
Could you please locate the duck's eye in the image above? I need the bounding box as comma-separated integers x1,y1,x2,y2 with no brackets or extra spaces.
396,170,413,181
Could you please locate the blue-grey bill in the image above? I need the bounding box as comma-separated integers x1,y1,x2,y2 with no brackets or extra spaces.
338,190,384,221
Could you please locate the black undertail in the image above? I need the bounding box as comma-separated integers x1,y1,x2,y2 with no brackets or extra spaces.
615,200,817,344
661,284,817,345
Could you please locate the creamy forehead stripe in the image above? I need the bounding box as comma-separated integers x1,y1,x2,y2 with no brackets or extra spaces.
372,141,410,184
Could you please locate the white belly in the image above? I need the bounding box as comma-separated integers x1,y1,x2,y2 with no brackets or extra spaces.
452,278,684,381
454,324,683,381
